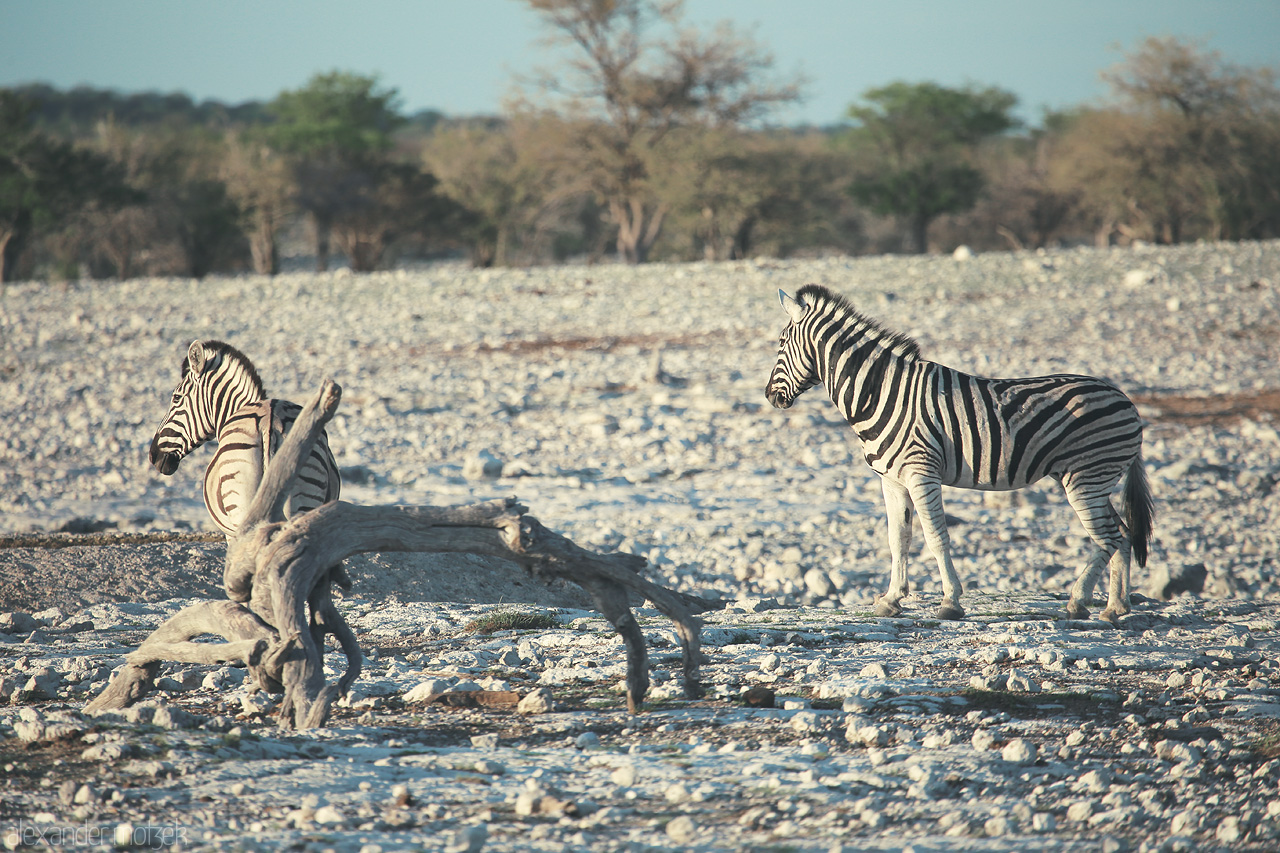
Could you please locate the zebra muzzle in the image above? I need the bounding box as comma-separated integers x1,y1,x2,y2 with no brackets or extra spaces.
766,387,793,409
148,437,182,475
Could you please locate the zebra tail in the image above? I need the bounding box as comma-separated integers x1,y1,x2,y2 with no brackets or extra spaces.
1122,452,1155,567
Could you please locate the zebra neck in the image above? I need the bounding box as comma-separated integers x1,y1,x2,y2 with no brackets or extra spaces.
818,330,917,430
209,388,267,443
203,358,265,434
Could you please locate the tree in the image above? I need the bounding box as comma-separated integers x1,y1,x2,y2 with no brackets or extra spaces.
519,0,801,263
77,118,165,278
329,160,457,271
931,127,1082,252
83,120,244,279
743,133,864,259
0,91,133,282
842,81,1018,253
167,174,245,278
267,72,405,270
423,117,588,266
220,131,293,275
1077,37,1280,243
652,126,764,260
9,83,272,138
653,127,857,261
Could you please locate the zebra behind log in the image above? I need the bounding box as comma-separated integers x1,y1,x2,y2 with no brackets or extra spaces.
765,284,1154,623
149,340,341,536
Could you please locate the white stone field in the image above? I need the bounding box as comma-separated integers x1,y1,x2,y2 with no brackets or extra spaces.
0,241,1278,851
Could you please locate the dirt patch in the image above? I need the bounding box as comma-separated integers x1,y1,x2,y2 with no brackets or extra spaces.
0,531,220,550
0,537,589,616
390,329,734,358
1136,388,1280,426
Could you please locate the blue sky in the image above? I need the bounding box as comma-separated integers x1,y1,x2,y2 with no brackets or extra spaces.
2,0,1277,127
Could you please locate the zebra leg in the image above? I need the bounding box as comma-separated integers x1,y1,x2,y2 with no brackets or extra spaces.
1067,549,1108,620
1063,481,1126,622
875,477,914,618
906,478,965,620
1100,535,1134,624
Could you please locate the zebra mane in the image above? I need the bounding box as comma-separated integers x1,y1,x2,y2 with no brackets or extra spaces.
797,284,921,360
184,339,267,398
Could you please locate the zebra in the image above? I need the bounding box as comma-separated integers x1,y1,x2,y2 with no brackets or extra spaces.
149,339,341,536
765,284,1154,623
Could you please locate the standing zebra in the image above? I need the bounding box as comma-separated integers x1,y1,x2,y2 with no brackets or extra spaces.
149,340,341,536
765,285,1154,623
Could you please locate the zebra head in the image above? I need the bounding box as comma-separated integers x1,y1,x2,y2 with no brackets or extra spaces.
148,340,264,476
766,289,820,409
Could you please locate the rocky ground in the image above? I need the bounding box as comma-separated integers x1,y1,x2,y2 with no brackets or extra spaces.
1,241,1278,851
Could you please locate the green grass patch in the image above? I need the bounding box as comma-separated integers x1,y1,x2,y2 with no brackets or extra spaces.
462,609,559,635
808,697,844,711
1248,728,1280,759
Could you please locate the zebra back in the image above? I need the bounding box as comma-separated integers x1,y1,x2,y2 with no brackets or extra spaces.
203,399,341,536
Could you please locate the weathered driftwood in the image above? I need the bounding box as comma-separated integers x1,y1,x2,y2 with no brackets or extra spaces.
88,379,711,728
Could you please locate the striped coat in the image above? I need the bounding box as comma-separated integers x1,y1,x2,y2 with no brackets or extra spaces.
766,285,1154,623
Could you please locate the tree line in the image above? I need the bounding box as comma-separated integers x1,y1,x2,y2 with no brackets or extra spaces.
3,0,1279,283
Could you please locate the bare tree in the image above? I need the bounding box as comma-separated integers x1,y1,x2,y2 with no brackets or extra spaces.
518,0,801,263
1053,38,1280,245
423,118,583,266
221,132,293,275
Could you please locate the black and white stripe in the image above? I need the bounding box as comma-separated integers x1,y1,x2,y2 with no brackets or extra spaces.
149,340,341,536
766,284,1154,622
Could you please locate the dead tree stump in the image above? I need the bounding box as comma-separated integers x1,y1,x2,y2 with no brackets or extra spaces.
87,379,711,728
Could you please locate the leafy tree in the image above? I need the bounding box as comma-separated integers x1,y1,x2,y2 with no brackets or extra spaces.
76,118,164,278
167,174,245,278
0,91,134,281
842,81,1018,252
268,71,403,154
519,0,801,263
267,71,405,270
10,83,271,138
329,160,458,271
745,133,864,258
652,127,763,260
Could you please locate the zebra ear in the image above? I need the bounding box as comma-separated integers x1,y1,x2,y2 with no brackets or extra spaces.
187,340,208,374
779,289,807,324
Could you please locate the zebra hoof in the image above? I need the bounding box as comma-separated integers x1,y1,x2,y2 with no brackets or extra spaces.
935,602,965,621
874,598,903,618
1065,602,1090,620
1100,607,1128,625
